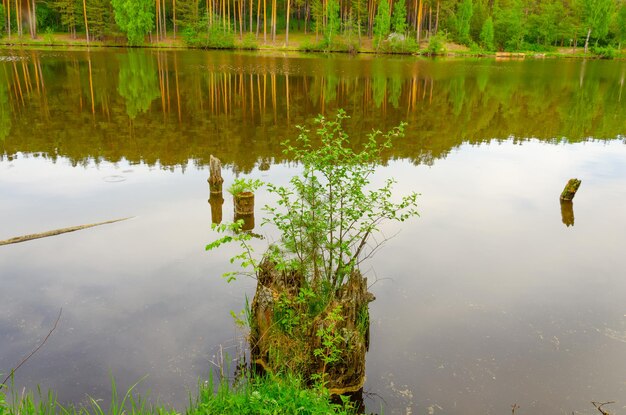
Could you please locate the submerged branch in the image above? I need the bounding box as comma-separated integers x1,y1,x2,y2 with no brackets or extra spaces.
1,308,63,387
0,217,133,247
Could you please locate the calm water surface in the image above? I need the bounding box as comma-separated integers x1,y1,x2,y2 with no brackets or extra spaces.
1,49,626,414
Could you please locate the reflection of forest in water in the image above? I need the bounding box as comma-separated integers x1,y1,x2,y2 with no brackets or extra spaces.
1,49,626,171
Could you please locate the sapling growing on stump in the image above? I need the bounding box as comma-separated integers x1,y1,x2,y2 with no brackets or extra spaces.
206,110,419,393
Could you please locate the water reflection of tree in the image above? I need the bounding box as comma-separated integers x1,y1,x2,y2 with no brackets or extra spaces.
0,66,11,141
117,51,160,119
2,52,626,170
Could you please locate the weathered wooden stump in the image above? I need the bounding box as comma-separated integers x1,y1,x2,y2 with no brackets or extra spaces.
208,193,224,225
234,192,255,215
560,178,581,201
250,258,374,395
560,200,575,227
208,155,224,194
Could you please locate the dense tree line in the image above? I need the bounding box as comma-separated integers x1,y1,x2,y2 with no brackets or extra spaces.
1,0,626,50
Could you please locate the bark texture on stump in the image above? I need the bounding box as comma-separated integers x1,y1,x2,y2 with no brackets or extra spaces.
250,258,374,395
234,192,255,215
208,155,224,194
560,178,581,201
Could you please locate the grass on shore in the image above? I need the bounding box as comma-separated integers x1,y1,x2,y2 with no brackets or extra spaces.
0,373,357,415
1,31,624,59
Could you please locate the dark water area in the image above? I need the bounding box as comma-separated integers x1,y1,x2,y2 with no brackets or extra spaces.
1,49,626,414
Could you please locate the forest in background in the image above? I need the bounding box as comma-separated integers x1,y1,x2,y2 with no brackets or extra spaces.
0,0,626,54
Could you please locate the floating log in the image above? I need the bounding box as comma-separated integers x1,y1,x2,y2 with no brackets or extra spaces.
560,200,575,227
209,193,224,225
208,155,224,194
560,178,581,201
0,217,132,247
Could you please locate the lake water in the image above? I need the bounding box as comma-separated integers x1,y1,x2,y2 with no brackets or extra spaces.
1,49,626,414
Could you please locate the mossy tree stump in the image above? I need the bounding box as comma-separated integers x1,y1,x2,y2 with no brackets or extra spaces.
560,178,581,201
250,258,374,395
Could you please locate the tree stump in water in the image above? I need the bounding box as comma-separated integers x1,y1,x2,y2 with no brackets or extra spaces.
208,155,224,194
234,192,255,215
560,178,581,201
250,258,374,395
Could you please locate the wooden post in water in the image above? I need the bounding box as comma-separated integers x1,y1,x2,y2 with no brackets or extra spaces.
560,178,581,201
208,155,224,194
208,155,224,224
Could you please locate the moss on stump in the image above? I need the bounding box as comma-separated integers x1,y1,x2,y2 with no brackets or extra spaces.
250,258,374,395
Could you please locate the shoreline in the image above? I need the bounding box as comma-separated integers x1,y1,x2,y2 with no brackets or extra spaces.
0,33,622,59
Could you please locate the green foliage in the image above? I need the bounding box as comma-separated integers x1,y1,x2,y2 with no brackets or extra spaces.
193,373,356,415
391,0,407,34
325,0,341,43
111,0,154,46
493,0,526,50
0,377,170,415
208,111,419,293
0,375,353,415
0,5,5,36
205,23,236,48
238,33,259,50
311,305,344,387
592,44,617,58
428,32,447,54
117,51,160,119
479,16,494,51
262,111,418,291
374,0,391,49
0,71,11,141
87,0,115,40
581,0,614,42
378,34,419,53
176,0,200,30
299,36,359,53
52,0,81,34
206,220,258,282
227,178,264,195
453,0,473,45
616,2,626,47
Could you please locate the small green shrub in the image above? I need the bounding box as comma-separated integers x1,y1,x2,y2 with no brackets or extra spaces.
298,36,359,53
184,22,235,49
43,27,55,44
192,373,356,415
227,178,263,196
377,33,420,53
592,45,617,59
238,33,259,50
428,33,447,55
